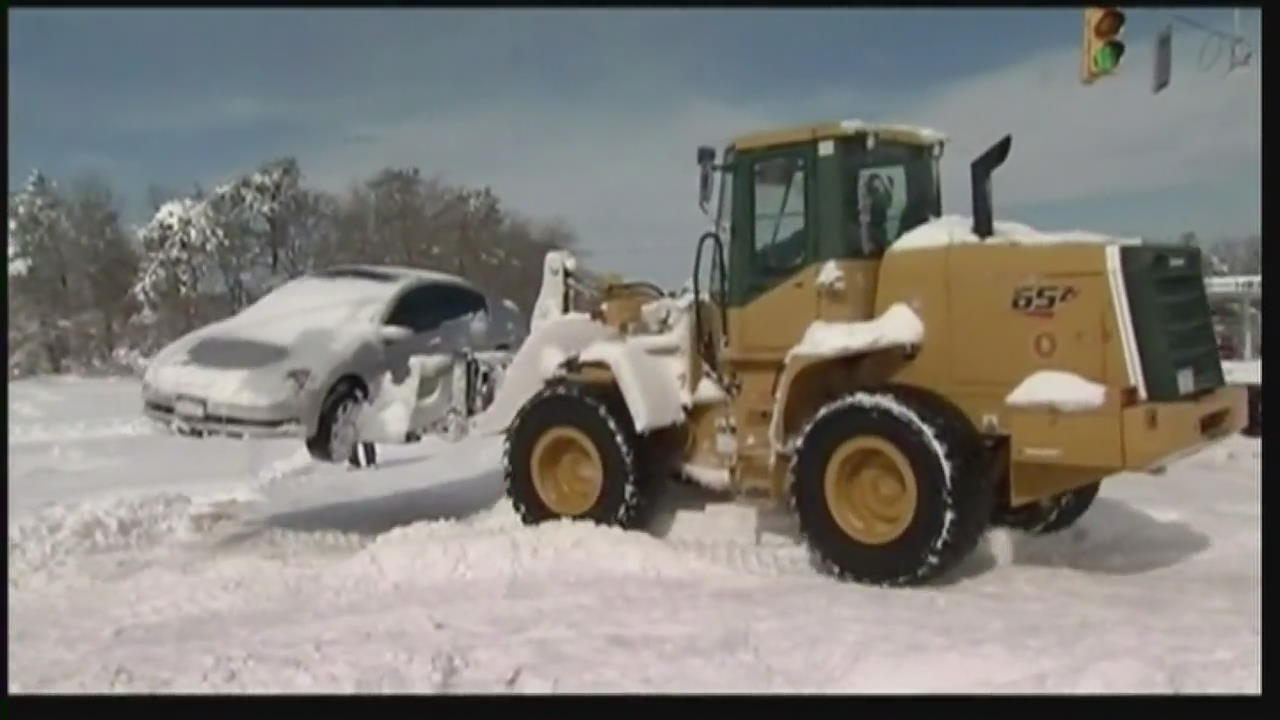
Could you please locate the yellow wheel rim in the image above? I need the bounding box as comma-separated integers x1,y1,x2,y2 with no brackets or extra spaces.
530,426,604,516
823,436,918,545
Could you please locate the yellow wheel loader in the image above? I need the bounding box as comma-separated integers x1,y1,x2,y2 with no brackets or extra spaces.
477,120,1248,586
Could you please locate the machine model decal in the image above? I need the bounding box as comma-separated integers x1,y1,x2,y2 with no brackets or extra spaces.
1012,284,1078,318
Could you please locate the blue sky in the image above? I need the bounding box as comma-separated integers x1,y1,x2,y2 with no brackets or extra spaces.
8,7,1262,286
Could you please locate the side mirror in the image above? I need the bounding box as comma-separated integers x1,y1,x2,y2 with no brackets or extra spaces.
378,324,413,343
697,145,716,213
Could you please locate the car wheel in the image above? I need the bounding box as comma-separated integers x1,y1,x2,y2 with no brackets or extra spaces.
306,381,368,464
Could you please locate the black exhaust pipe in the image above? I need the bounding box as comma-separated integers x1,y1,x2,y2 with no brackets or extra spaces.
970,134,1012,239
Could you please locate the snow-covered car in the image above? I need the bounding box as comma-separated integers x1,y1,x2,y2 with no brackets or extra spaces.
141,264,524,463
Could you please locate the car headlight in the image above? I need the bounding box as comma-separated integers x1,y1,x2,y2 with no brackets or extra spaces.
285,369,312,394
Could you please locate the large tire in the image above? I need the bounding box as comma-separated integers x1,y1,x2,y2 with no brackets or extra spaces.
504,382,656,529
306,380,368,465
993,480,1101,535
790,388,995,586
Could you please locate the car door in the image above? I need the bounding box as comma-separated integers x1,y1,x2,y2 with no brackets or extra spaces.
382,282,489,429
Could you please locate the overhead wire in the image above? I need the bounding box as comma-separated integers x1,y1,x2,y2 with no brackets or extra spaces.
1167,12,1255,76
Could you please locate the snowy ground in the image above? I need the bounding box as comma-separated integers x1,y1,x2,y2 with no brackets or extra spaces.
8,376,1261,693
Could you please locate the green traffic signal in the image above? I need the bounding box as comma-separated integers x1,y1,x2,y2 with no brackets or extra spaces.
1091,40,1125,74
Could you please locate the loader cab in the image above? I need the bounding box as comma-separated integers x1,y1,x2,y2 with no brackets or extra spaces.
702,121,945,355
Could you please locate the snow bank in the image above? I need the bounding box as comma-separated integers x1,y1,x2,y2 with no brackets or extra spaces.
4,377,1264,694
8,491,253,584
787,303,924,363
888,215,1142,253
1005,370,1108,412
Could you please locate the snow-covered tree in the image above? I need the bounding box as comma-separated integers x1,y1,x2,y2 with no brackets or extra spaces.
7,171,77,372
65,175,140,363
132,196,227,339
132,157,305,332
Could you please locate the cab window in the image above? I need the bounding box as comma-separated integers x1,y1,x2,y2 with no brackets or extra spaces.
752,154,809,274
843,142,939,257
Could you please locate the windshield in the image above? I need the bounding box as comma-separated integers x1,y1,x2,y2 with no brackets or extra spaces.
843,141,940,256
240,276,391,319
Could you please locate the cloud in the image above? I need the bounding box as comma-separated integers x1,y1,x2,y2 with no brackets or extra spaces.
287,33,1257,286
16,10,1252,287
915,41,1260,213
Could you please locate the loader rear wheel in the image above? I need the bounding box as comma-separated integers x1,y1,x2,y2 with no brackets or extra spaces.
504,382,654,529
993,481,1101,535
791,389,994,586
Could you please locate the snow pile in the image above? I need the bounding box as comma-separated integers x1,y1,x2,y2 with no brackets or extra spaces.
1222,360,1261,386
530,251,576,331
578,339,687,432
888,215,1142,253
838,119,947,144
815,260,845,292
5,376,1263,693
692,376,728,405
470,313,614,436
680,464,732,491
357,505,734,583
787,303,924,363
10,417,155,445
575,293,698,432
1005,370,1108,412
473,277,719,436
234,276,394,326
7,492,229,582
357,361,423,444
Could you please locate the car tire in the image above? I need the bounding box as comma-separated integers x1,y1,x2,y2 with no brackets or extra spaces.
348,441,378,469
306,381,368,465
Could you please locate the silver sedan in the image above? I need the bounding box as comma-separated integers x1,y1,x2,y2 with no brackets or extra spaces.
141,264,524,464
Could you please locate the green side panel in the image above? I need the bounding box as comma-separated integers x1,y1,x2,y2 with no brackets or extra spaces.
1120,245,1225,401
726,151,755,308
815,147,844,263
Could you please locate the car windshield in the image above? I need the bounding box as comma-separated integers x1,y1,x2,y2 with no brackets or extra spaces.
239,276,392,319
843,140,940,256
310,267,398,282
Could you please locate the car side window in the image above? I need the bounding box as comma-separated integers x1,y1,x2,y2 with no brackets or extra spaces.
436,285,488,326
387,286,445,333
386,284,487,334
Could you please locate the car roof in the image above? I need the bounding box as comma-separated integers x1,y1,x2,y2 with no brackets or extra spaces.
311,264,478,290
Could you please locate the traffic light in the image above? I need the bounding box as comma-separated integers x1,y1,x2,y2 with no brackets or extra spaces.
1081,6,1126,84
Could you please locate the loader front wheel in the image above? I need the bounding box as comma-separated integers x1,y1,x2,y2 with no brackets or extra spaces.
504,382,654,529
791,389,993,586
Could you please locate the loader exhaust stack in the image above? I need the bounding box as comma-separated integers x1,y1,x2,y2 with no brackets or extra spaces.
971,134,1012,239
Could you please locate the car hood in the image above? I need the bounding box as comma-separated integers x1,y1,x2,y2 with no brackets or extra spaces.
143,298,382,403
